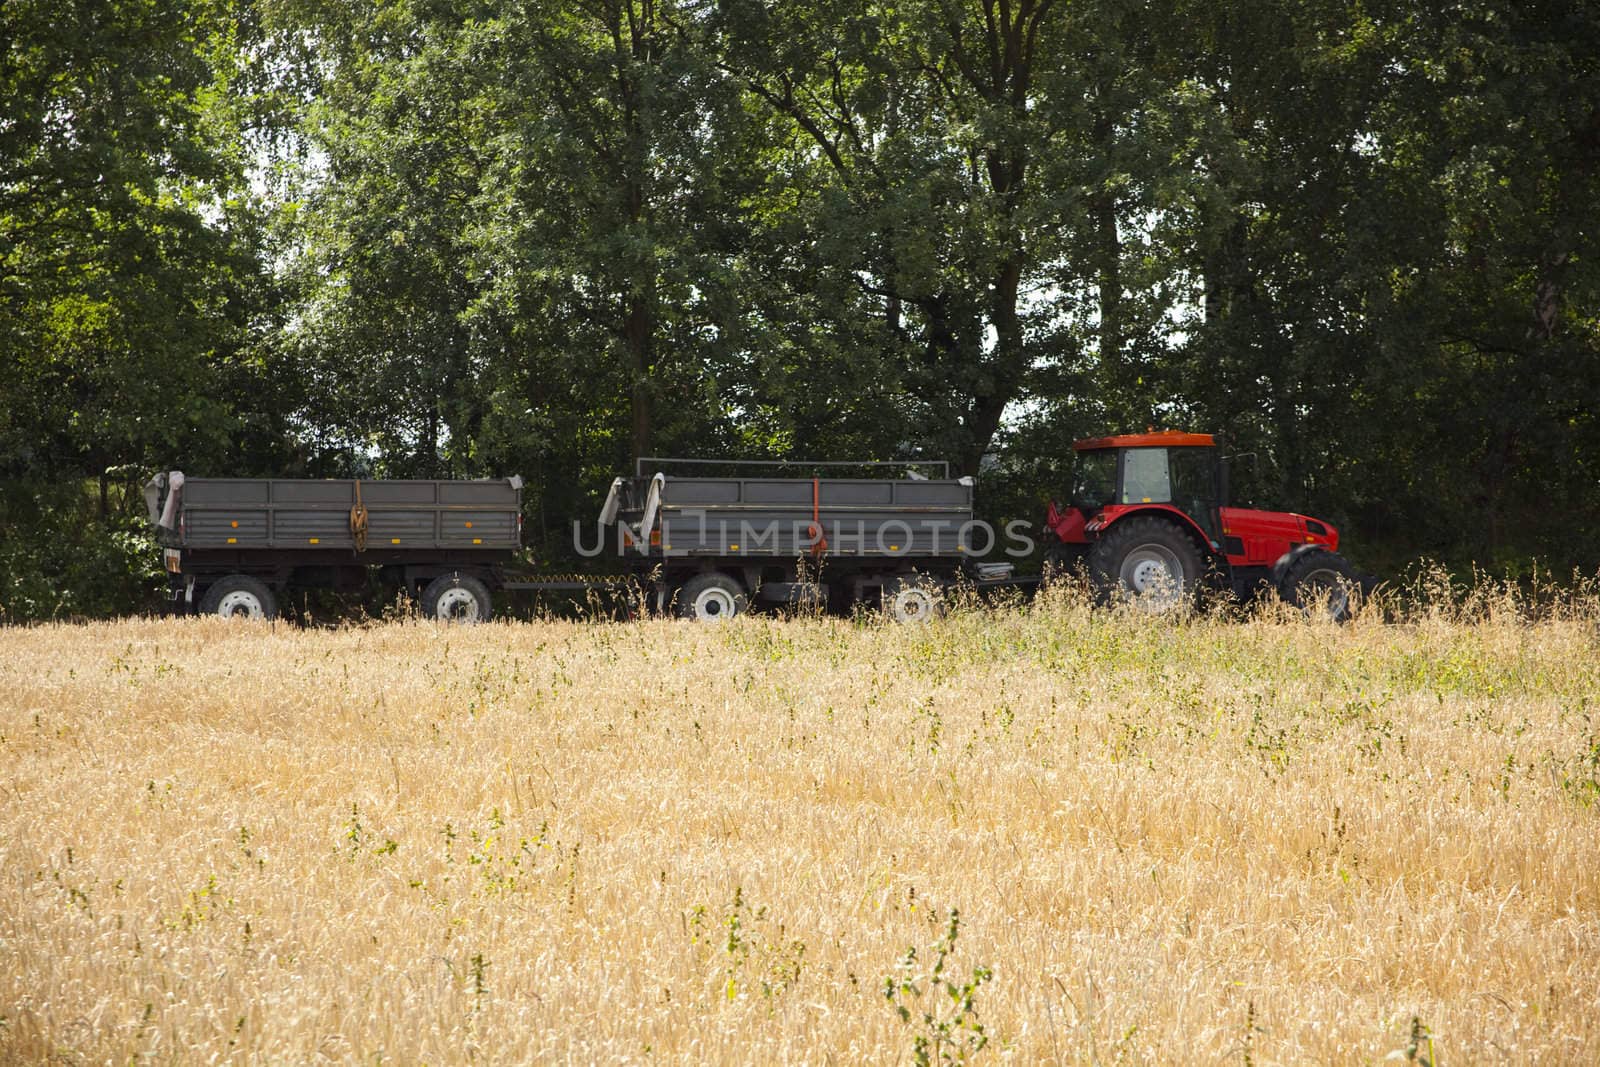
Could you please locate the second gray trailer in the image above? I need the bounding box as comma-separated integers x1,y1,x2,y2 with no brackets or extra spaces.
599,459,1010,621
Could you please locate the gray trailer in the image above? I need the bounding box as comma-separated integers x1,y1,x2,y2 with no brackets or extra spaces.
598,459,1010,621
145,472,523,620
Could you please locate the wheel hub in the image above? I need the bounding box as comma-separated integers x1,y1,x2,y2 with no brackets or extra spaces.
693,588,736,621
217,591,263,619
891,587,936,623
1130,557,1170,591
1300,569,1350,616
1118,543,1185,610
435,587,481,622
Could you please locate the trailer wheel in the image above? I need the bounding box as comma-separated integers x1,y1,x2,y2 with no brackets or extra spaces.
421,574,493,623
677,572,746,622
1279,549,1359,621
199,575,278,621
884,577,944,624
1088,516,1203,612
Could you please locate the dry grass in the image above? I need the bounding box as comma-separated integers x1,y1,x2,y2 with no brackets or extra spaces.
3,583,1599,1064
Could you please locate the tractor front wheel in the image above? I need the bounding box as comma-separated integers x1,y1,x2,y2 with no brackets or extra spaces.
1279,549,1359,621
1087,517,1204,612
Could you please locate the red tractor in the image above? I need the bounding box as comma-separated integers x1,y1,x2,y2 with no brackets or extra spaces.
1043,430,1361,617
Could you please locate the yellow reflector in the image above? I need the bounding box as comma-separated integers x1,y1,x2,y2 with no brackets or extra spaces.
730,544,740,551
309,538,319,544
391,538,401,544
472,538,481,544
227,537,236,544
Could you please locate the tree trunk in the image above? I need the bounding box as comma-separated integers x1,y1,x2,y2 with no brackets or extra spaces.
618,0,654,462
625,290,652,461
1092,93,1124,414
424,404,439,478
963,252,1027,475
1095,186,1123,404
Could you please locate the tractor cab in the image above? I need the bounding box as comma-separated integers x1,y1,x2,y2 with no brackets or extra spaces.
1044,429,1356,617
1066,431,1224,539
1048,430,1225,548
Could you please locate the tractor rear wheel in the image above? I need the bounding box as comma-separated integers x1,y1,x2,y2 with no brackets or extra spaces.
1087,517,1203,612
1279,549,1359,621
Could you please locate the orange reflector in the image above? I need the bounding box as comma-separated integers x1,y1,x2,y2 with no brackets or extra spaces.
230,520,238,528
464,521,473,528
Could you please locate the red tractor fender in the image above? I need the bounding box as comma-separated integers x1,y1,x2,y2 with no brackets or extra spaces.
1088,504,1219,556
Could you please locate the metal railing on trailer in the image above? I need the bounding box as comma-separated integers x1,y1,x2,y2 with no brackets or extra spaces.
634,456,952,478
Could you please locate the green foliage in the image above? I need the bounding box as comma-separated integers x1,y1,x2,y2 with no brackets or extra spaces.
0,482,161,621
883,908,994,1066
3,0,1599,616
0,0,285,485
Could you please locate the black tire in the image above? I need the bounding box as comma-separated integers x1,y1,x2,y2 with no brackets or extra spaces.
198,575,278,621
1279,549,1359,621
420,574,494,623
1087,516,1204,611
677,572,747,622
883,576,944,624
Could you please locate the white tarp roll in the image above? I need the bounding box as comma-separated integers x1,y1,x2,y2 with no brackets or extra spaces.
636,473,666,547
143,473,166,526
156,471,185,532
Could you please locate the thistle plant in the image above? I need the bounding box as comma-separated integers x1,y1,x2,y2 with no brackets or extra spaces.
883,908,994,1066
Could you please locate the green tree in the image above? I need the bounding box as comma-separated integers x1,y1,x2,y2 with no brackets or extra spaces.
1,0,277,491
0,0,283,620
1161,1,1600,566
717,0,1208,476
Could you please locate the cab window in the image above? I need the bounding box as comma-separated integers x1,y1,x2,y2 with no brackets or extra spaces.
1121,448,1171,503
1168,447,1217,511
1071,450,1118,510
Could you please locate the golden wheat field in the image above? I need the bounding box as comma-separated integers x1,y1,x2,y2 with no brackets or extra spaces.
3,585,1599,1064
